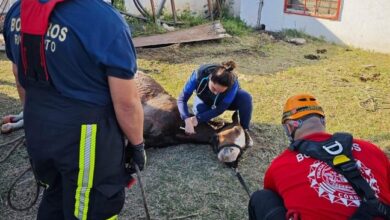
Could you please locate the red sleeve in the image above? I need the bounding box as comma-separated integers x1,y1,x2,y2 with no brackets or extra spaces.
385,151,390,192
378,146,390,196
263,161,277,191
357,139,390,192
387,158,390,192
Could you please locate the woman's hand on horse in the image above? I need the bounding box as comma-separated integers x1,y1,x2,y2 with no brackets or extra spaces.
190,116,198,127
185,118,196,135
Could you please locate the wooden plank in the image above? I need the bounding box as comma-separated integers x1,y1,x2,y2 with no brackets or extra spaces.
133,21,231,48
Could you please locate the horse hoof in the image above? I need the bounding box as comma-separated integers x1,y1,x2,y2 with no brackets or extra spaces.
2,116,13,124
1,123,13,134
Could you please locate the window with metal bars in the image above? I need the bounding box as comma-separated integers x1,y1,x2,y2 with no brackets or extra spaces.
284,0,342,20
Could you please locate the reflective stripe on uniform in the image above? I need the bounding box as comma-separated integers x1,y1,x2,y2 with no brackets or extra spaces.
74,124,97,220
106,215,118,220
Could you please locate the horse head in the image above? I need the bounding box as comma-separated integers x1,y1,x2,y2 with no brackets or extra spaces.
212,111,247,165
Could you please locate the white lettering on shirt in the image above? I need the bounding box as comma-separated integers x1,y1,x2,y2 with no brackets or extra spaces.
297,153,310,162
10,17,69,53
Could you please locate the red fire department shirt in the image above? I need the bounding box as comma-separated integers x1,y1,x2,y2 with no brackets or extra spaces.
264,132,390,220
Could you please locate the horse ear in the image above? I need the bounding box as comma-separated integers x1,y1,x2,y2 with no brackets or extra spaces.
233,126,241,135
232,111,240,124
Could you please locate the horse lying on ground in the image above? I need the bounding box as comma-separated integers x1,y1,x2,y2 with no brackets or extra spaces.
1,72,249,163
135,72,248,163
134,72,219,147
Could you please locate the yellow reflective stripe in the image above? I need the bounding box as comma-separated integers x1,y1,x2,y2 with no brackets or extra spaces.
74,124,97,220
82,124,97,220
106,215,118,220
74,125,87,218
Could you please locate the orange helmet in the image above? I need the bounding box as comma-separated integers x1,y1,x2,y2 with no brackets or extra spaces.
282,93,325,123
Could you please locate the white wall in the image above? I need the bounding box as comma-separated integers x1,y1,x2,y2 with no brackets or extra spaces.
1,0,18,12
228,0,241,17
260,0,390,53
239,0,263,27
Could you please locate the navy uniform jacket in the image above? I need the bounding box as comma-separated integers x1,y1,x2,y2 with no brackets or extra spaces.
177,64,239,122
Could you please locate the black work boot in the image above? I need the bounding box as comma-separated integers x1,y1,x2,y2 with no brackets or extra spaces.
244,129,254,148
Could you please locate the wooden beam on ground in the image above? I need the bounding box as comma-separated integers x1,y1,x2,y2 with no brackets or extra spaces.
133,21,230,48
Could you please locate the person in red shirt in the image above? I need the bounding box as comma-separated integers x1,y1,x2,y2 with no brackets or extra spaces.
248,93,390,220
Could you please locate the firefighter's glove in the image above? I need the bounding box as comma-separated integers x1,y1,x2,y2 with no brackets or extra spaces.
126,141,146,173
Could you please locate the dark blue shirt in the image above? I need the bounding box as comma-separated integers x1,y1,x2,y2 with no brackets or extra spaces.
177,65,239,122
3,0,137,106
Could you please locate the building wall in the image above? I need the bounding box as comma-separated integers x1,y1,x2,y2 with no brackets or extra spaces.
260,0,390,53
228,0,241,17
239,0,263,27
1,0,18,12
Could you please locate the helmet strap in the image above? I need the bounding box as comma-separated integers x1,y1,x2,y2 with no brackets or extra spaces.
283,124,293,143
283,115,325,143
320,117,326,126
283,120,303,143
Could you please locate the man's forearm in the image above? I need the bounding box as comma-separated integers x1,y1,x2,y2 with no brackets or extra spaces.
115,100,144,145
108,76,144,145
16,81,25,106
12,64,25,105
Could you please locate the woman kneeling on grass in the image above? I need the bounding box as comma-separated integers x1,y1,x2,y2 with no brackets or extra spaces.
177,61,254,147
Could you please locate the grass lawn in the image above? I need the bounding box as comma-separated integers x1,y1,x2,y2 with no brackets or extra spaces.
0,31,389,219
137,33,390,152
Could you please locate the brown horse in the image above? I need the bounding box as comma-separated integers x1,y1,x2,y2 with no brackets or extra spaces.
135,72,248,163
134,71,217,147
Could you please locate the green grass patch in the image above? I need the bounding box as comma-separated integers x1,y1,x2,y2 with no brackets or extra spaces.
281,28,325,42
137,37,390,151
221,16,253,36
112,0,126,12
126,17,167,37
162,9,208,28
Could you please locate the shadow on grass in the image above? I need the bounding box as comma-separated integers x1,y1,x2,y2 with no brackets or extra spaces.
122,122,287,219
0,79,15,87
0,93,34,220
0,52,9,61
121,119,390,219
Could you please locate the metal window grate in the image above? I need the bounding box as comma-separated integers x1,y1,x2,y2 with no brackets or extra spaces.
284,0,341,20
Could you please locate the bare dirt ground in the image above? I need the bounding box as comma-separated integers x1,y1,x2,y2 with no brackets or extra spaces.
1,32,389,219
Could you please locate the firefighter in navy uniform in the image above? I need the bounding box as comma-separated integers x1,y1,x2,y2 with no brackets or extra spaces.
3,0,145,219
248,94,390,220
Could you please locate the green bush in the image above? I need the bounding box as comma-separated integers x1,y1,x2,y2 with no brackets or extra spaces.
162,9,207,28
112,0,126,12
221,16,252,36
126,17,166,37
